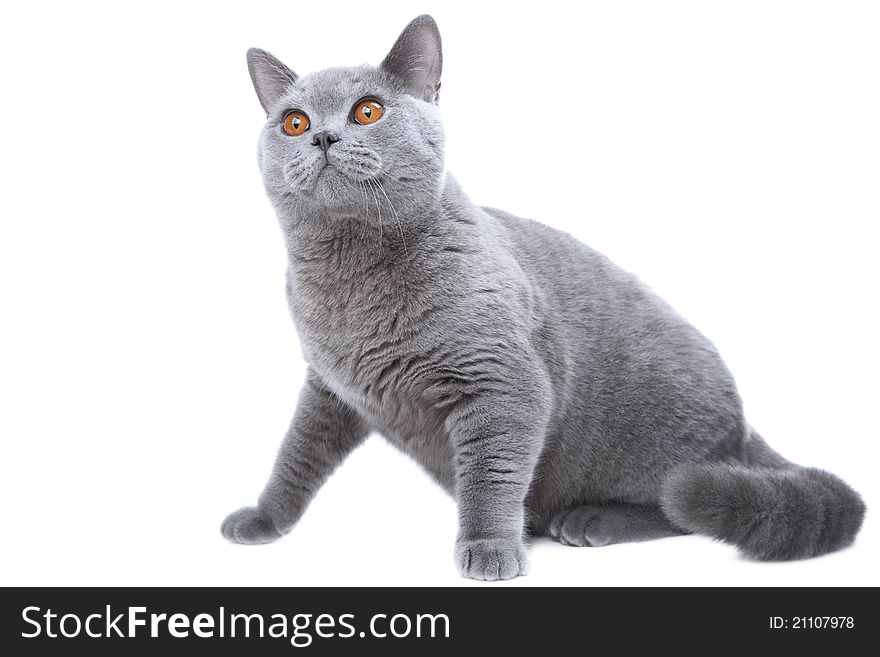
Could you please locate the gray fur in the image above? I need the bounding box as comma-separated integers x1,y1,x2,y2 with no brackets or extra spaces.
223,15,865,579
549,504,682,547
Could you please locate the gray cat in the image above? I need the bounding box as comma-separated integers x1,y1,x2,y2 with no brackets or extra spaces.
221,15,865,580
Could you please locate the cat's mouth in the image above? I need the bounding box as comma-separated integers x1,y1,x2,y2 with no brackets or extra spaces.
282,148,384,201
316,162,340,181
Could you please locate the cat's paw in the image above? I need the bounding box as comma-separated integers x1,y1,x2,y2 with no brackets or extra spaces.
454,537,528,581
221,506,285,545
548,506,612,547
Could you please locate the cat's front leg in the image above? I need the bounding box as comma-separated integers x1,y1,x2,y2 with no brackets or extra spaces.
447,382,549,581
222,370,368,544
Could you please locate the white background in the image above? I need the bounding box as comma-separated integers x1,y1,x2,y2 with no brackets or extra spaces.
1,1,878,587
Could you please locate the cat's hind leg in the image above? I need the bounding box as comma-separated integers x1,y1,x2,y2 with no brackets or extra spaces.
547,503,685,547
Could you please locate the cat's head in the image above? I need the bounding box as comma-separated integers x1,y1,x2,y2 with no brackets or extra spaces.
248,15,445,225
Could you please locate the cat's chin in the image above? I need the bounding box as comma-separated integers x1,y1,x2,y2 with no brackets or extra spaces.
309,169,366,210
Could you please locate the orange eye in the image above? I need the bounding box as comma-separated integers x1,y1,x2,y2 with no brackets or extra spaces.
353,99,384,125
282,111,310,136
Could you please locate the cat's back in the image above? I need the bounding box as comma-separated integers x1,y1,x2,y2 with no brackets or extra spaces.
480,205,700,334
478,205,647,323
478,204,738,415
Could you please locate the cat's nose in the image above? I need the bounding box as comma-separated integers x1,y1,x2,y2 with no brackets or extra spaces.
311,131,340,153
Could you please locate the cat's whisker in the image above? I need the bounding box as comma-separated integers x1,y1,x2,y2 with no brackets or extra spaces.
375,178,407,254
366,178,383,246
358,181,370,244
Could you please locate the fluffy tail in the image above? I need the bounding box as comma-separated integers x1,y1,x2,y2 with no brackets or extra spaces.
660,436,865,560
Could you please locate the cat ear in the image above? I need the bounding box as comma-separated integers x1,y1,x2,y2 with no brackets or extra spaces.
381,15,442,104
247,48,298,114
